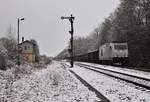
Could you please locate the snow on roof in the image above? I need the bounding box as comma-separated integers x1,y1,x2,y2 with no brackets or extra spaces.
19,40,34,46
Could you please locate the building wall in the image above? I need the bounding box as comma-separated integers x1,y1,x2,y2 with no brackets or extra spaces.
22,53,35,63
20,41,36,63
21,42,34,54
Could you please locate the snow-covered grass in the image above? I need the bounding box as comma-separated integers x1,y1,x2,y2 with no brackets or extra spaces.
0,62,47,101
0,69,14,101
70,64,150,102
0,61,99,102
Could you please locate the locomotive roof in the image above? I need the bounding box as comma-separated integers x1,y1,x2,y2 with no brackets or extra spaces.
101,42,127,46
112,41,127,43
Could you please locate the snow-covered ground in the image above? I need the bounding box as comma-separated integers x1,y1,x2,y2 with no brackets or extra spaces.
69,62,150,102
78,62,150,80
76,62,150,88
0,61,100,102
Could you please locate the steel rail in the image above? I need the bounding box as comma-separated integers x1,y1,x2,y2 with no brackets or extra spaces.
61,63,110,102
76,63,150,90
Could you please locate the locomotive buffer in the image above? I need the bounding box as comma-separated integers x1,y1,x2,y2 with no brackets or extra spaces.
61,14,75,68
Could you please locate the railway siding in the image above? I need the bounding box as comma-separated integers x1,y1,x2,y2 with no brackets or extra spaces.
76,63,150,90
65,62,150,102
62,63,110,102
69,70,110,102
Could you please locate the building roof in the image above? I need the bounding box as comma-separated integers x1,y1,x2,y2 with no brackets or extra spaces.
19,40,35,46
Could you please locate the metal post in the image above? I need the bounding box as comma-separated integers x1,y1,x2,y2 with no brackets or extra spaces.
17,18,24,66
70,15,74,67
17,18,20,66
61,14,75,67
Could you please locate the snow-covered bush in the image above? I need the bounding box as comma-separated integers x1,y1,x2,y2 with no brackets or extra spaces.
0,54,6,70
52,71,61,86
6,60,15,69
0,69,14,101
0,43,7,70
39,55,52,65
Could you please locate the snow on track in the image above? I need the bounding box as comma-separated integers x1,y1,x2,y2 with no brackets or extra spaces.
79,62,150,80
8,62,99,102
70,64,150,102
76,63,150,90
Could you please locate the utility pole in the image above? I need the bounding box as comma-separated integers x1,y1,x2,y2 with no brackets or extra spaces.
61,14,75,67
17,18,24,66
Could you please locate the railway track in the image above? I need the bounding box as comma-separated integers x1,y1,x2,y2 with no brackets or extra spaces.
76,63,150,91
120,66,150,72
61,62,110,102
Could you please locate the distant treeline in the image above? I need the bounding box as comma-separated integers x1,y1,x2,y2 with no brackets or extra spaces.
57,0,150,68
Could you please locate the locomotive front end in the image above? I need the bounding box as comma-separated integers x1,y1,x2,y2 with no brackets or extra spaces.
112,43,128,65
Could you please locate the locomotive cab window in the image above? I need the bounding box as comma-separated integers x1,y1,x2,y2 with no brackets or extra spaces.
101,49,103,56
114,45,127,50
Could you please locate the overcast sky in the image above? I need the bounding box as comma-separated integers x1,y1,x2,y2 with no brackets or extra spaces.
0,0,119,56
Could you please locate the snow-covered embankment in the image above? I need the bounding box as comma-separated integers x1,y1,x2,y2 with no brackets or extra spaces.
6,62,99,102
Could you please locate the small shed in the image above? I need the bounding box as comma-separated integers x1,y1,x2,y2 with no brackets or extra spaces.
19,40,36,63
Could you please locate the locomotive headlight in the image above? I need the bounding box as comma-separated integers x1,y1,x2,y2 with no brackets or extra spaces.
119,50,123,53
119,50,124,57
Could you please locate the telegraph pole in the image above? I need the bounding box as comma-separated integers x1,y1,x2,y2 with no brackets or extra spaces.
61,14,75,67
17,18,20,65
17,18,24,66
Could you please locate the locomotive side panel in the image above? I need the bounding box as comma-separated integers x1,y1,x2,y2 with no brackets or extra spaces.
99,43,113,61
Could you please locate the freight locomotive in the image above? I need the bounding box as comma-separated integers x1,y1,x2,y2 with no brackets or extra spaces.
73,42,129,65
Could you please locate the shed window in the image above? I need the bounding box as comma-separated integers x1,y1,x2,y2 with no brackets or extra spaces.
24,46,27,50
101,50,103,56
